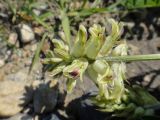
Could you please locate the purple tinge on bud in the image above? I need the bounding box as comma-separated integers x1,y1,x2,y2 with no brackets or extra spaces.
63,59,88,81
69,69,79,78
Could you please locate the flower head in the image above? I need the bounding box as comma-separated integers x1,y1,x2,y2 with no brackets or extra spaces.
42,19,127,102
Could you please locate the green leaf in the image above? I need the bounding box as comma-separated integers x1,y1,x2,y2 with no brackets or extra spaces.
121,0,160,9
29,33,47,74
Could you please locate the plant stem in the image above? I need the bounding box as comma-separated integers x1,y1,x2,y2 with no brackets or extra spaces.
97,54,160,62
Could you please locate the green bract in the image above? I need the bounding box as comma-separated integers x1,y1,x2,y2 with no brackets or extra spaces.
42,18,127,103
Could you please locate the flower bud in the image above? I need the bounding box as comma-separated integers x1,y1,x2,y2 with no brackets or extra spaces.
63,59,88,81
50,63,66,77
89,24,105,39
54,48,70,60
85,24,105,59
112,42,128,56
41,58,63,64
71,25,87,57
93,60,109,75
45,50,55,58
109,63,125,102
86,64,98,83
51,39,69,51
66,78,76,93
100,19,123,55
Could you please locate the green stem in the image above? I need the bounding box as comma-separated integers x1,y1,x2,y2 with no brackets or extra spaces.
97,54,160,62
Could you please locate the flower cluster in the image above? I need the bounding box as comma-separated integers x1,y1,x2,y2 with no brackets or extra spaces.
42,19,127,105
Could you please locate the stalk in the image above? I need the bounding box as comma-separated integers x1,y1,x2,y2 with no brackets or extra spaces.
97,54,160,62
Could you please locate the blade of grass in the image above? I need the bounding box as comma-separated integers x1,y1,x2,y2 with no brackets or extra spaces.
29,33,48,74
97,54,160,62
92,0,101,8
29,2,44,9
32,13,52,31
5,0,17,22
81,0,87,8
120,0,160,9
144,103,160,110
107,0,124,11
60,0,66,8
6,0,17,15
68,0,123,17
68,8,109,17
39,11,53,21
68,0,160,17
142,115,160,119
61,10,71,48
